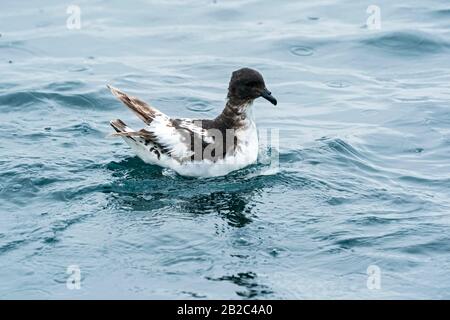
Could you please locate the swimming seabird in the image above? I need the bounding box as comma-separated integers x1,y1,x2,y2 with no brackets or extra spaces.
108,67,277,177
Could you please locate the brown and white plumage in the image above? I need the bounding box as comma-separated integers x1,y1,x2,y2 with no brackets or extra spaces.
108,68,277,177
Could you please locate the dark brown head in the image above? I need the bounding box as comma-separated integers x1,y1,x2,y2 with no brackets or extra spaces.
227,68,277,106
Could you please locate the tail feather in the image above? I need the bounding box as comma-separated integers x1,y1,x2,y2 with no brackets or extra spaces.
110,119,131,133
107,85,161,124
109,119,143,139
110,129,153,139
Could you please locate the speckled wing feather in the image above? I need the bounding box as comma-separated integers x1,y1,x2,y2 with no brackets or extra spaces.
108,85,211,162
107,85,161,124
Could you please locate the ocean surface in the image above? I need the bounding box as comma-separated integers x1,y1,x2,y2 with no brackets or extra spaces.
1,0,450,299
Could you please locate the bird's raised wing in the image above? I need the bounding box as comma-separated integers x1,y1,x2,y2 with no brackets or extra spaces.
108,85,211,162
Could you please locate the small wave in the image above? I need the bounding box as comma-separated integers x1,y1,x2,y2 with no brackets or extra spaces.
0,41,40,58
363,31,449,55
430,8,450,18
317,138,373,169
57,122,103,137
398,175,450,187
0,91,100,110
0,239,27,254
400,238,450,255
325,138,364,157
43,81,85,92
347,215,397,225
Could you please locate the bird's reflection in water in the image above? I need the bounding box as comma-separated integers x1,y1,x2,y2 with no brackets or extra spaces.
105,157,265,228
179,191,254,228
105,157,274,298
206,272,273,299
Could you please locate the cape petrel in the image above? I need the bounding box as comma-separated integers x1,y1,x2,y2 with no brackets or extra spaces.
108,67,277,177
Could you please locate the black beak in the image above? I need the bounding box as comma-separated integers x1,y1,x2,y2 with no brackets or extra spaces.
260,88,277,106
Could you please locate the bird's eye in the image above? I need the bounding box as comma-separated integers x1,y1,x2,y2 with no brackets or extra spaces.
246,81,258,87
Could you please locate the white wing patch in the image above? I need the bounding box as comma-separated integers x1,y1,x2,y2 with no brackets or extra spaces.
145,114,194,160
143,116,216,161
177,119,214,144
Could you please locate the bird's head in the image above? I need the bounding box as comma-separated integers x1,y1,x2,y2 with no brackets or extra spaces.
227,68,277,106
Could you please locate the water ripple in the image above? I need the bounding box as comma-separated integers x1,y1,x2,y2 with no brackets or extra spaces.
289,45,314,57
1,0,450,299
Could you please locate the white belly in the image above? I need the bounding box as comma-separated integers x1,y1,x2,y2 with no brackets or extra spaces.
173,124,259,177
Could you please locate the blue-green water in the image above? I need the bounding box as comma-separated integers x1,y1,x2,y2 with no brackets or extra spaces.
1,0,450,299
